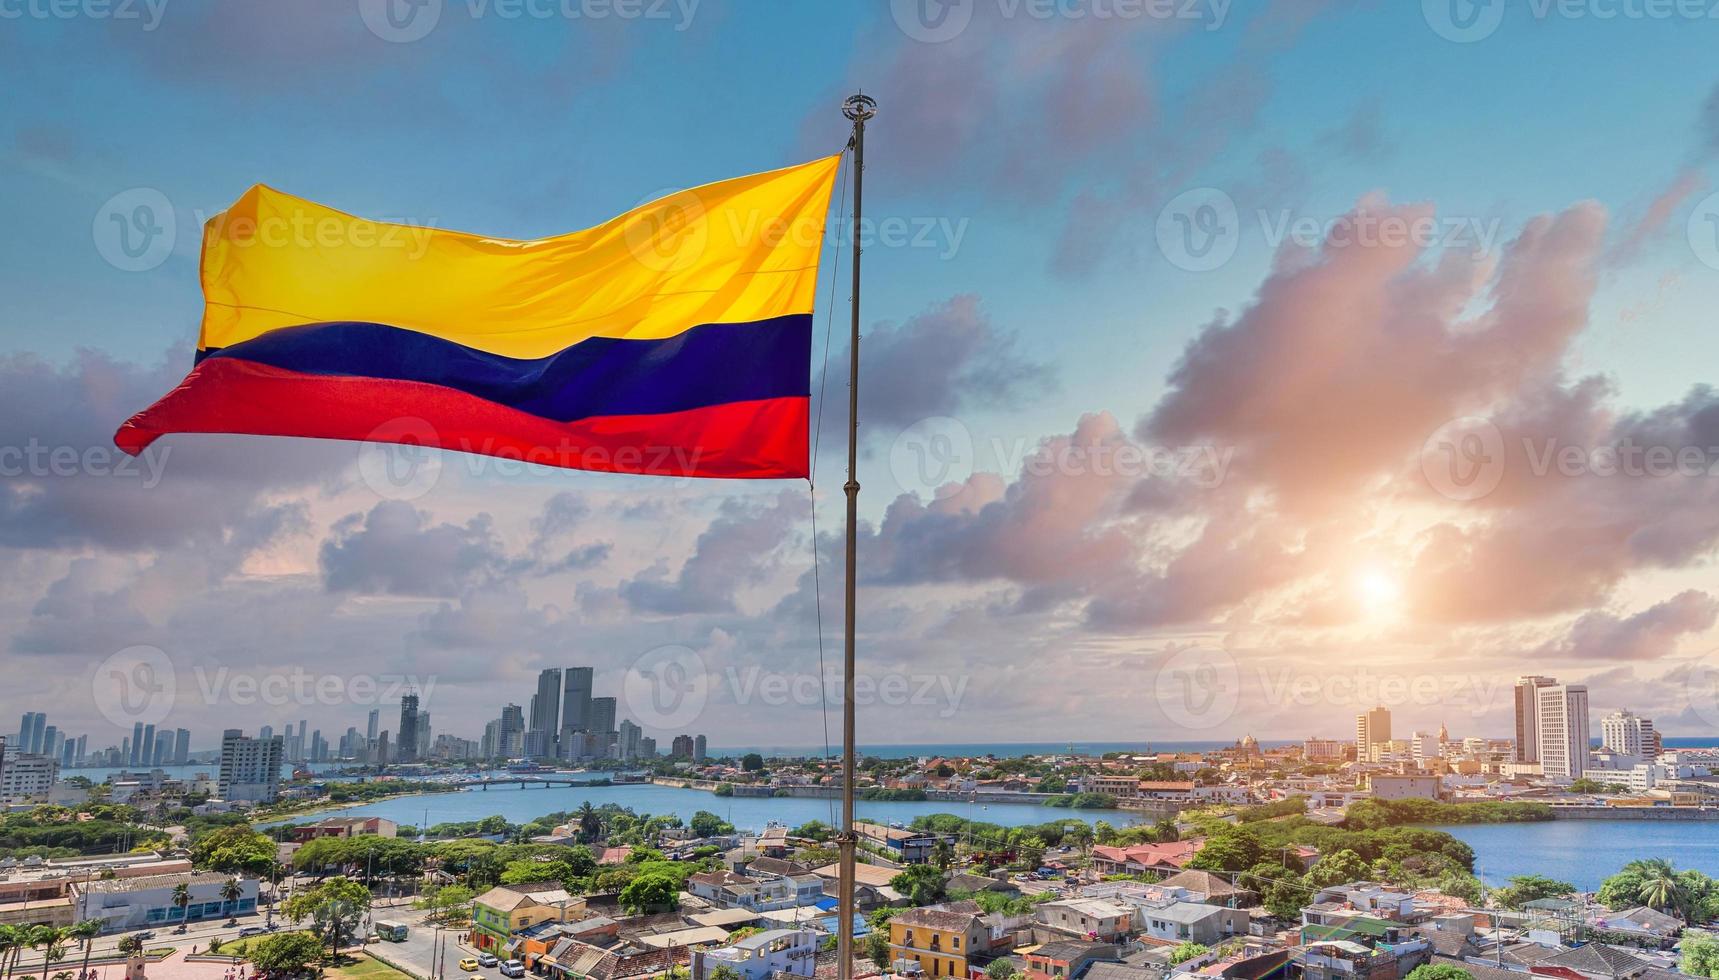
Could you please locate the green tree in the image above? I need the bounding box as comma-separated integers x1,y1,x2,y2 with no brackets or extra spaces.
219,878,244,919
619,871,680,913
865,932,891,969
1307,849,1371,888
985,959,1019,979
1406,965,1474,980
1188,830,1262,874
190,825,279,876
1169,943,1209,965
708,967,742,980
690,811,734,838
68,921,100,980
284,875,372,958
170,884,192,929
741,754,764,772
1683,932,1719,978
1492,874,1575,910
891,865,946,907
247,932,326,975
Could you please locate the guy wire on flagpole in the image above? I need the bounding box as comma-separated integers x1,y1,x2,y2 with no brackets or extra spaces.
836,89,875,980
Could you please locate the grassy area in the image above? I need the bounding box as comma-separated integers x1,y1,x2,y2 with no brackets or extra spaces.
325,954,418,980
215,931,315,959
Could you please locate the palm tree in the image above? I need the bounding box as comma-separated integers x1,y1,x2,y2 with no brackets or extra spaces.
1637,859,1689,918
171,883,192,932
0,925,24,980
28,927,68,979
69,921,100,980
577,802,601,843
220,878,244,922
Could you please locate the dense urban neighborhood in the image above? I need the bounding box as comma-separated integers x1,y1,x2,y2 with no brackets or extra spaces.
6,686,1719,980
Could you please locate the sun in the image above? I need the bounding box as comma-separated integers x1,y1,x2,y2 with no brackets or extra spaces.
1355,567,1402,612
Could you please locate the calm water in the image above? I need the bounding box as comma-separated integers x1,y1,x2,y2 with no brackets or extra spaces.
1439,820,1719,890
256,782,1142,832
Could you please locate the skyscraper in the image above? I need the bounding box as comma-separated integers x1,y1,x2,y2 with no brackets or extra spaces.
499,704,525,757
693,734,707,762
561,667,593,757
532,668,563,750
1601,710,1656,765
619,720,642,762
141,724,156,767
130,722,144,766
1514,675,1556,763
590,697,617,735
398,693,420,763
366,709,380,742
1536,683,1590,784
173,729,191,765
1355,705,1391,754
16,713,45,756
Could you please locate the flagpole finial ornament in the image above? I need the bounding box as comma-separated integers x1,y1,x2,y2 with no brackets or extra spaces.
841,93,877,122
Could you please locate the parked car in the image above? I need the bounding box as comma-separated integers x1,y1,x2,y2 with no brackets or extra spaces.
477,954,499,968
500,960,525,978
239,927,268,938
459,958,481,972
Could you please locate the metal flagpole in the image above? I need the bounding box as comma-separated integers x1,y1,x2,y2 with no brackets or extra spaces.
836,90,875,980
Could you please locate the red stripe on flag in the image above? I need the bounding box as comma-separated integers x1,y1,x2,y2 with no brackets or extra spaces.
114,357,809,479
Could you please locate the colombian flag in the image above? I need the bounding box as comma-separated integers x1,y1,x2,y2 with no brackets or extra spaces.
115,156,842,479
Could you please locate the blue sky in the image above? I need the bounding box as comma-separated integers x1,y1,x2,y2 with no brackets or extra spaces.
6,0,1719,750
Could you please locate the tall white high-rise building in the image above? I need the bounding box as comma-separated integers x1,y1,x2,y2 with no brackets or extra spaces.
1536,684,1590,784
1514,675,1556,763
1600,710,1656,764
217,729,284,802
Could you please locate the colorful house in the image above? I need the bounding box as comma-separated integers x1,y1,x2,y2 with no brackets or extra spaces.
470,881,582,953
888,905,988,979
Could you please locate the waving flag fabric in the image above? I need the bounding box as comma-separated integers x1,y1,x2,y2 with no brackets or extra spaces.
115,155,842,479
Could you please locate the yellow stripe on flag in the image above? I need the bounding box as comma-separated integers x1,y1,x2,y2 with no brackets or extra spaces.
197,155,842,360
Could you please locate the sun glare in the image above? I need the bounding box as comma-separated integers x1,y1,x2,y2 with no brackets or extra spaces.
1355,568,1402,612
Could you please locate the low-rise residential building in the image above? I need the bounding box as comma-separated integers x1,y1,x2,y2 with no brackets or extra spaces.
854,822,941,864
287,815,399,842
470,881,582,953
1366,774,1442,801
1089,840,1202,878
1023,940,1120,980
1034,898,1134,940
689,928,818,980
1137,902,1249,946
888,904,988,979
